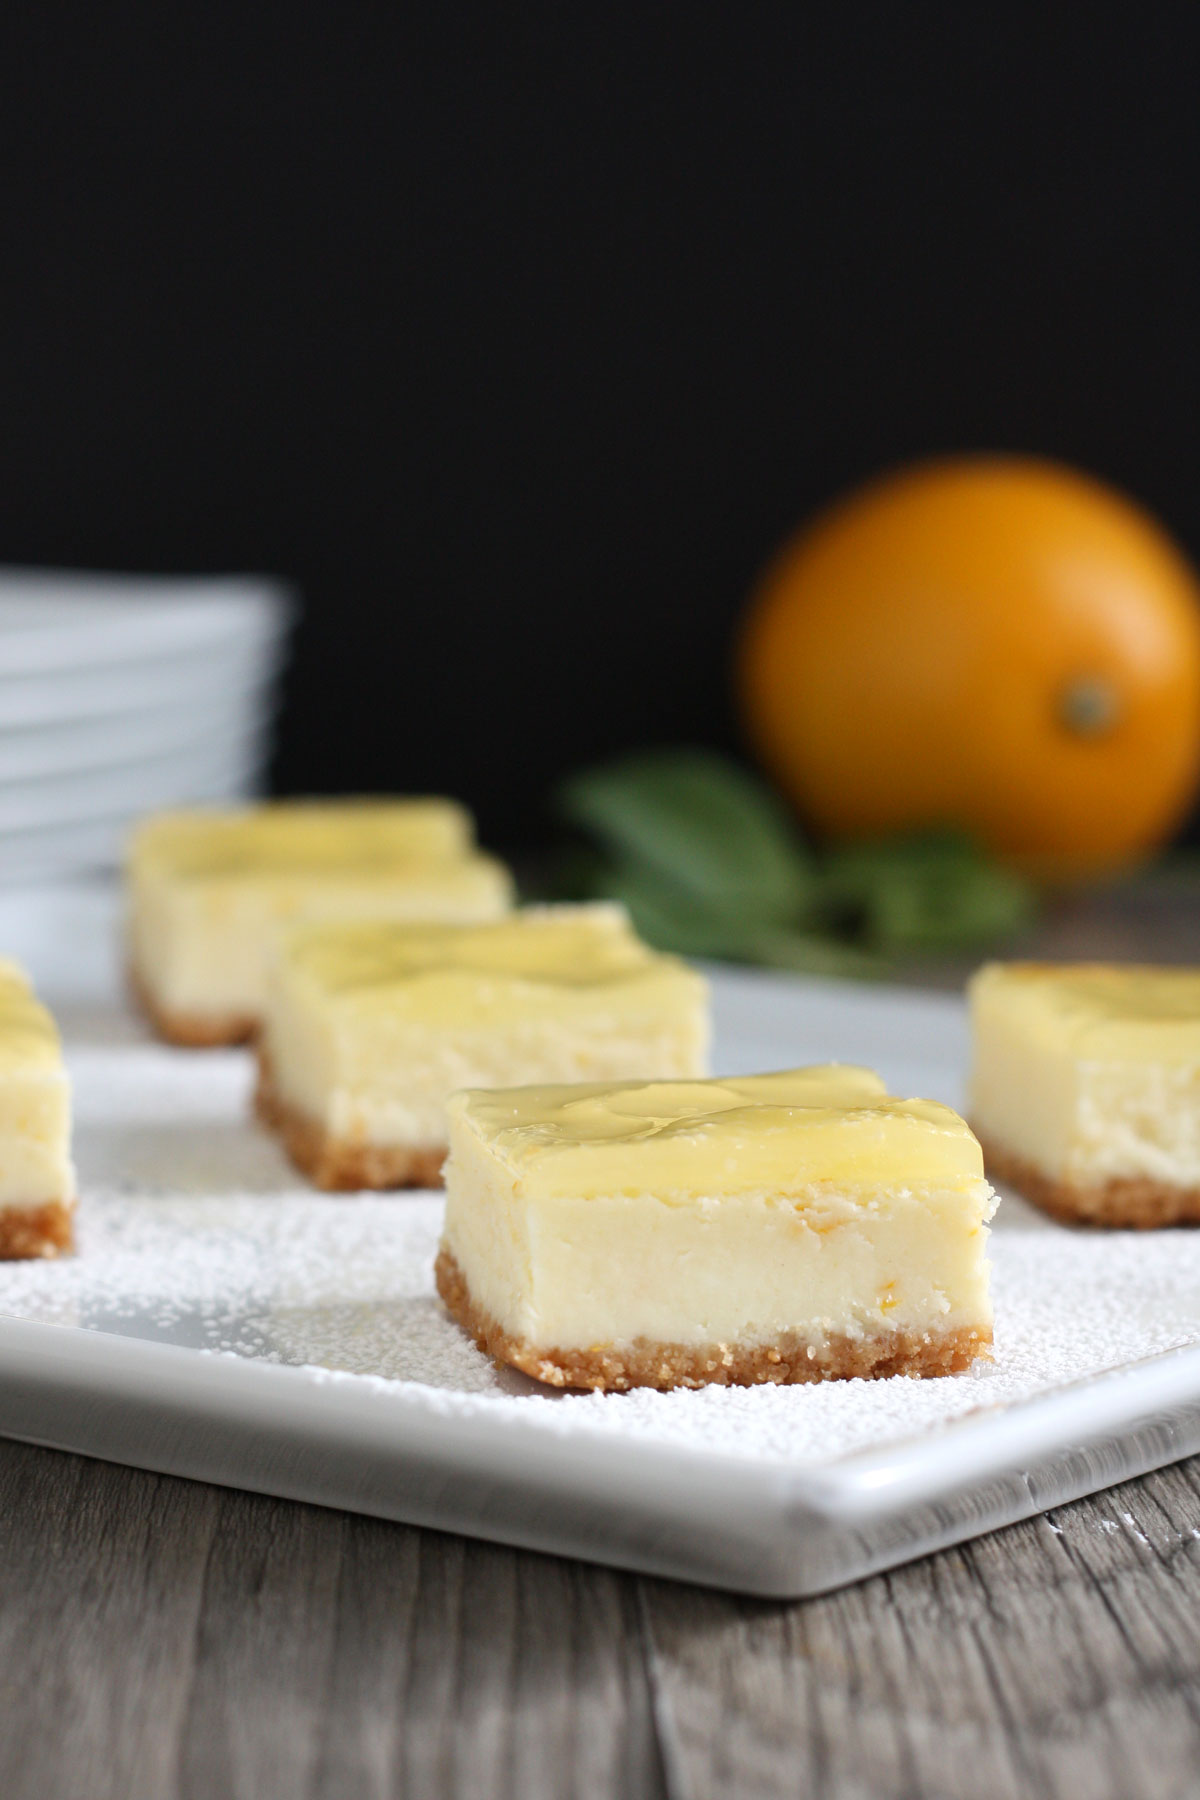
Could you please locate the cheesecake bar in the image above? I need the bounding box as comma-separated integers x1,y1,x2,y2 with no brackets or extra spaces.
128,799,513,1045
256,904,710,1190
0,960,75,1258
970,961,1200,1226
437,1066,996,1390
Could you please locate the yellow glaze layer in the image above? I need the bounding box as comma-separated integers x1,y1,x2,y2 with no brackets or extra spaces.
969,962,1200,1064
130,798,475,879
278,904,701,1025
449,1065,984,1198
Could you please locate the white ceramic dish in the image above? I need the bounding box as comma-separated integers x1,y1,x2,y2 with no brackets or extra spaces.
0,698,273,785
0,885,1198,1598
0,654,273,729
0,571,291,675
0,570,289,880
0,741,268,883
0,822,158,886
0,735,264,834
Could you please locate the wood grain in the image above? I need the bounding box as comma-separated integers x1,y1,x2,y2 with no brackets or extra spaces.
642,1459,1200,1800
3,1439,1200,1798
0,1442,666,1800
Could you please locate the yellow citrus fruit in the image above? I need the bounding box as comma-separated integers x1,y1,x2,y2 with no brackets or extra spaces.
737,457,1200,880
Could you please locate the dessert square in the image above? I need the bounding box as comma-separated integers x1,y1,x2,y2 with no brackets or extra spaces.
436,1066,995,1390
970,961,1200,1226
0,959,75,1258
256,904,710,1190
128,799,513,1046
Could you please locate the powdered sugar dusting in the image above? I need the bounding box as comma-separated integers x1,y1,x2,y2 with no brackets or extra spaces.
0,1002,1197,1470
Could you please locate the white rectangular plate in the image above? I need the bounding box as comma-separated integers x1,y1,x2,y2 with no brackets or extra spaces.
1,886,1199,1597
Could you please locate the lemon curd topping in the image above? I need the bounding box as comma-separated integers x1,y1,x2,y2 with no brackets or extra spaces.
449,1066,984,1197
130,799,477,880
971,963,1200,1062
278,905,703,1026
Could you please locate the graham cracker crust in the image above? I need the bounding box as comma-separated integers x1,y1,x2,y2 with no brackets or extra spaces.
434,1245,990,1392
129,964,258,1049
255,1051,447,1192
0,1199,75,1260
976,1130,1200,1229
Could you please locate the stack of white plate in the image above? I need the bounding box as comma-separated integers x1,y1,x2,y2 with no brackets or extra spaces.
0,569,292,883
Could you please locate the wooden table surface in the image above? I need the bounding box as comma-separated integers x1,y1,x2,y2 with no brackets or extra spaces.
4,879,1200,1800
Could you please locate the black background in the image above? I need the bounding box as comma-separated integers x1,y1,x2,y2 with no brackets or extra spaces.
3,5,1199,848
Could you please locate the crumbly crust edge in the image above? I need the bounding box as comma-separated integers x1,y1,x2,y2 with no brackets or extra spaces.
434,1244,990,1392
0,1198,75,1260
128,963,259,1049
976,1130,1200,1229
255,1050,447,1191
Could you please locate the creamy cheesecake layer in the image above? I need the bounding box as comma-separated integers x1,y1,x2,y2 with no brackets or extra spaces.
128,799,514,1032
440,1068,995,1386
970,963,1200,1187
0,959,75,1256
260,906,711,1167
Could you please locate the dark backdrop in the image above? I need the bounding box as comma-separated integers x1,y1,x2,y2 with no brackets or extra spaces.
3,5,1200,848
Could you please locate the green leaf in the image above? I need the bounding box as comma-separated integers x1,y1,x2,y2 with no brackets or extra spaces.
587,858,886,976
738,927,887,978
818,832,1035,951
588,858,772,959
556,749,813,926
551,751,1038,971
